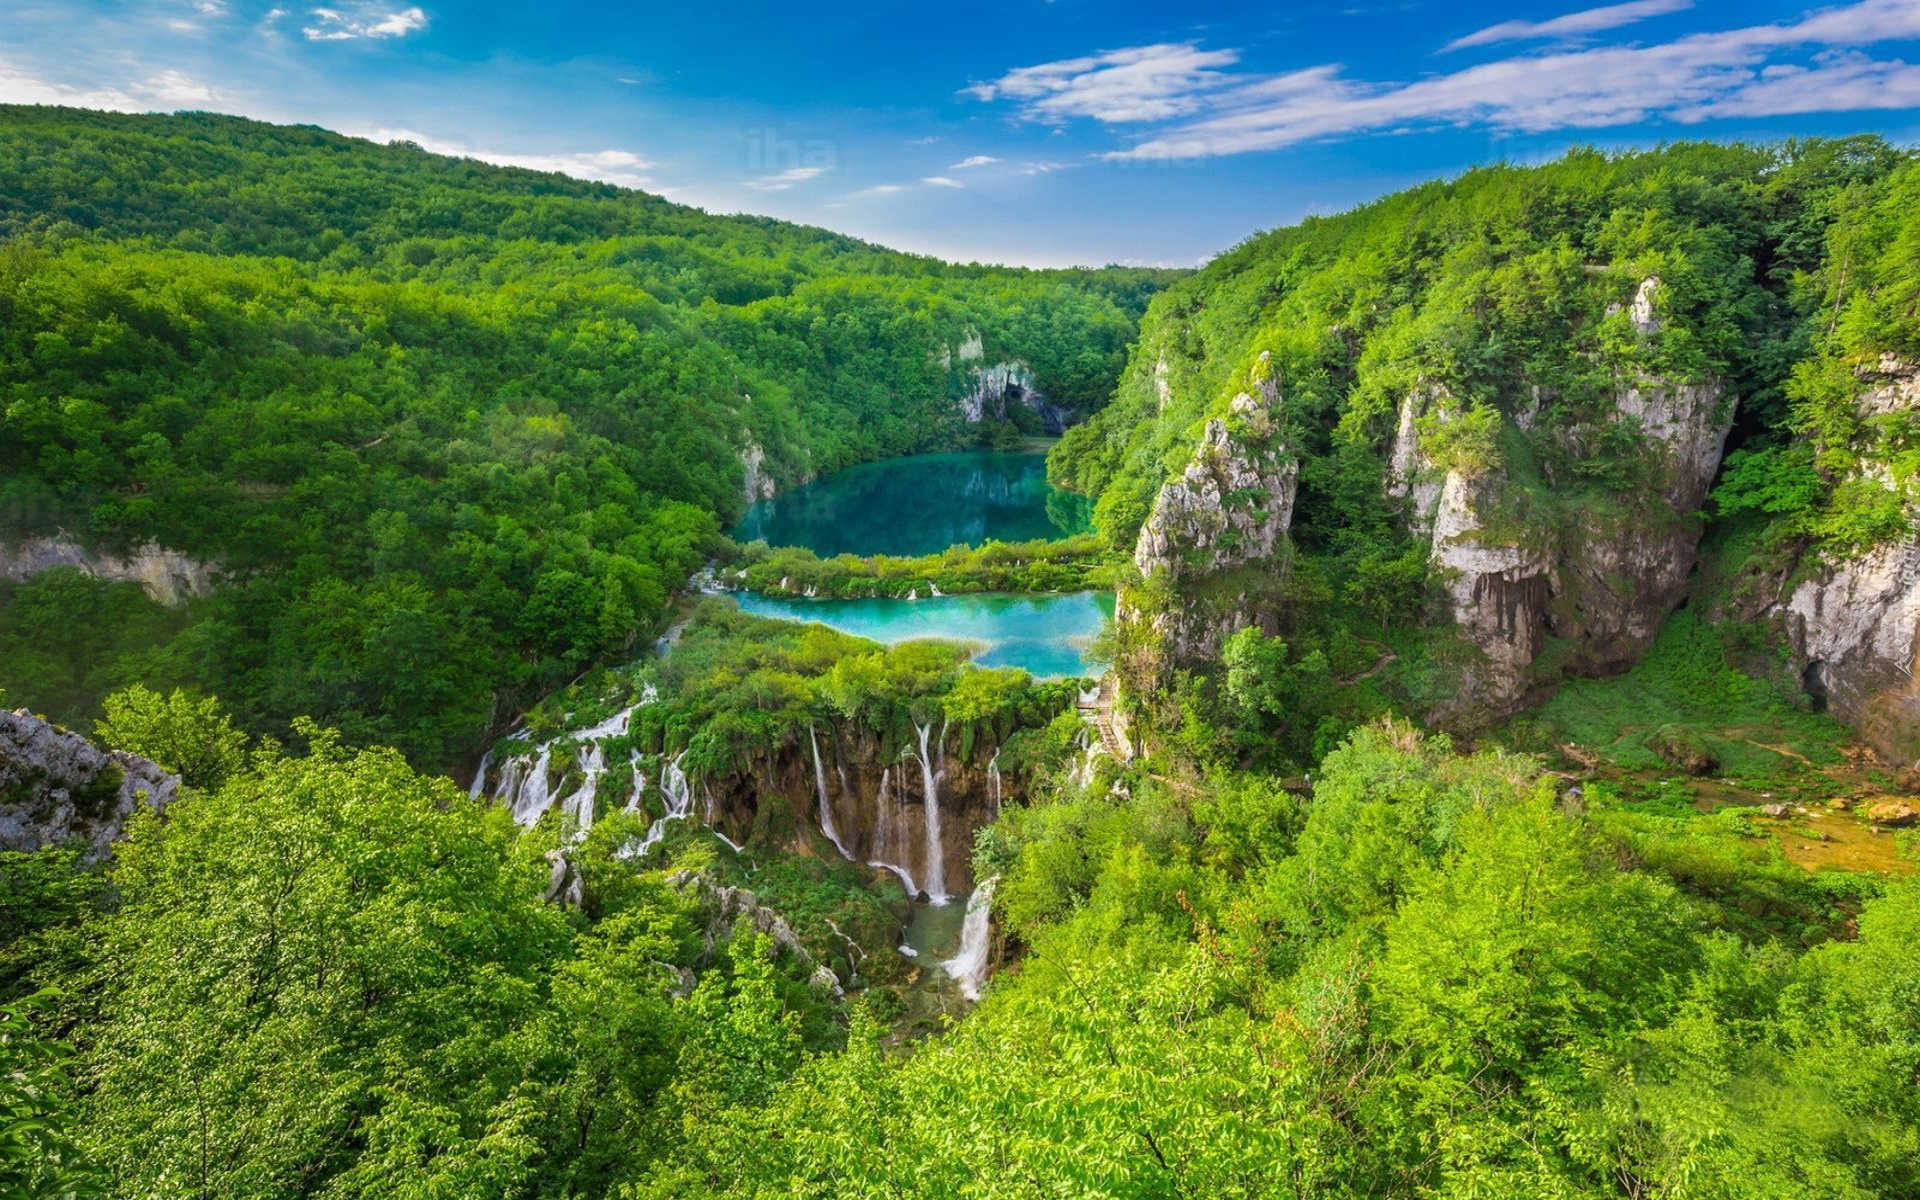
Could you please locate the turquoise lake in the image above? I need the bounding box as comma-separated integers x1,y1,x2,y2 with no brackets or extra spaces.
732,591,1114,679
726,448,1112,678
729,450,1091,558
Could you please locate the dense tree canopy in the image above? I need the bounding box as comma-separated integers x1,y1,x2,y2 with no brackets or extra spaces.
0,107,1174,765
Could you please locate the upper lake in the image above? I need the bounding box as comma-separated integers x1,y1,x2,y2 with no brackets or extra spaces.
729,449,1092,558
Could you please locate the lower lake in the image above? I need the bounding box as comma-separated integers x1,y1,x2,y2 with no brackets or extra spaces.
732,590,1113,679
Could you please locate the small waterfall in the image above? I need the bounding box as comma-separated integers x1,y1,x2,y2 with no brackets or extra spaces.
561,743,607,840
628,749,693,858
866,766,921,897
811,724,853,861
928,582,943,597
510,743,554,826
943,876,999,1000
468,747,494,801
916,720,948,905
986,748,1003,819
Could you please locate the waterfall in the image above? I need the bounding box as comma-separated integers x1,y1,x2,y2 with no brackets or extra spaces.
928,582,943,597
986,748,1003,819
510,743,553,826
811,724,853,861
866,766,921,897
560,743,607,840
942,876,999,1000
628,749,693,858
467,747,493,801
916,720,948,905
479,699,644,829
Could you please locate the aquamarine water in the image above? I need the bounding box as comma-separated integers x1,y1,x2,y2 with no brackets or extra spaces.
733,591,1113,679
730,450,1091,558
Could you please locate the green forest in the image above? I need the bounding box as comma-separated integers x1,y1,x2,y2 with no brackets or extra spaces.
0,107,1174,765
3,111,1920,1200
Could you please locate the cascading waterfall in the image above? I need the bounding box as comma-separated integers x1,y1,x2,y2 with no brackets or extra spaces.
468,747,493,802
986,748,1003,819
810,724,853,861
942,875,999,1000
628,749,694,857
866,766,920,896
510,743,554,826
561,744,607,839
915,720,948,905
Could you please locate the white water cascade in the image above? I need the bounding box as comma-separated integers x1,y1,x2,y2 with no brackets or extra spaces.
942,876,999,1000
509,743,554,826
810,724,853,861
986,748,1003,819
915,721,949,905
866,766,921,896
468,747,494,802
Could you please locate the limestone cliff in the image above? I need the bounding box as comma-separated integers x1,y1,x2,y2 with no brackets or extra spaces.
1121,356,1297,687
1770,359,1920,765
1386,280,1732,721
942,328,1072,435
0,535,214,605
0,708,179,857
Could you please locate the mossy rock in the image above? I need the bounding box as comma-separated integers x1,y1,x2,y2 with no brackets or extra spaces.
1648,725,1719,776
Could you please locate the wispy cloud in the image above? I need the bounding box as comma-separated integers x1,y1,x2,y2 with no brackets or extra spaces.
950,154,999,168
303,5,427,42
968,0,1920,160
1444,0,1693,52
966,42,1244,123
0,60,225,111
922,175,964,188
361,127,655,187
742,165,828,191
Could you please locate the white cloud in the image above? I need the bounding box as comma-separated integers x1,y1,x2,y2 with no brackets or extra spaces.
143,69,224,104
967,0,1920,160
922,175,964,187
742,165,828,191
967,42,1245,123
1444,0,1693,52
303,5,427,41
950,154,999,168
361,127,656,188
0,61,225,111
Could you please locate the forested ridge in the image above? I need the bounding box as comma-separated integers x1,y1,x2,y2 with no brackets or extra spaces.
0,106,1175,764
3,123,1919,1200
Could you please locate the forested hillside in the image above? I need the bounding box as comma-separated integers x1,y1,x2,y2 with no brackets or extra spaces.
0,108,1175,764
4,125,1919,1200
1050,137,1920,770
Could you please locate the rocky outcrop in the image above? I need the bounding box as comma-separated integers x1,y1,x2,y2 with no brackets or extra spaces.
0,536,214,606
1772,359,1920,765
0,708,179,857
1121,357,1297,685
1391,279,1733,721
739,434,778,505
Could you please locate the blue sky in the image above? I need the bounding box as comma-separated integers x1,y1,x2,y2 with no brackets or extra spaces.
6,0,1920,265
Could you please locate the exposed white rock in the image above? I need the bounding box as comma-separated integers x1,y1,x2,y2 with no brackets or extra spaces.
0,708,179,857
1134,377,1296,582
1774,361,1920,763
0,536,214,606
739,434,778,504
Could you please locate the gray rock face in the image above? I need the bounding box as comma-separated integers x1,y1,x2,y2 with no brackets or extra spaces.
739,435,778,504
0,536,214,606
1773,361,1920,765
1123,360,1297,680
1134,373,1297,583
0,708,179,857
1392,280,1733,721
958,360,1072,434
